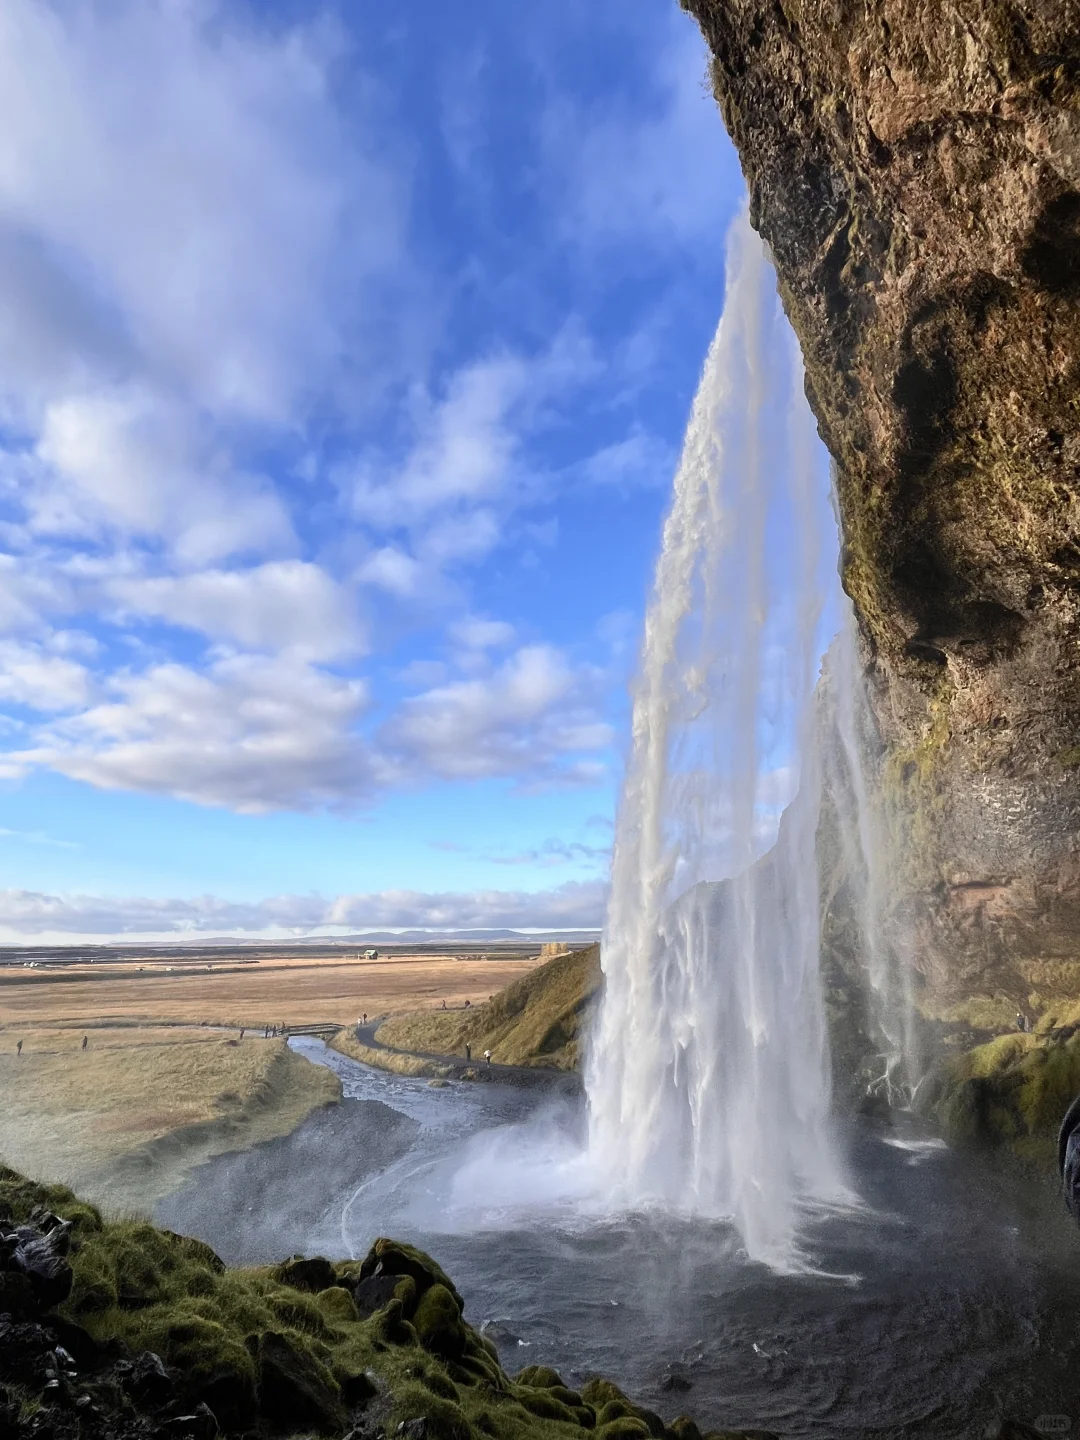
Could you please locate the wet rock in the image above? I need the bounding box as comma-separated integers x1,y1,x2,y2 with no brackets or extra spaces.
661,1372,693,1394
359,1240,463,1312
0,1217,73,1314
162,1402,219,1440
682,0,1080,1027
257,1329,346,1432
479,1319,520,1355
272,1254,337,1293
125,1349,174,1406
354,1273,401,1317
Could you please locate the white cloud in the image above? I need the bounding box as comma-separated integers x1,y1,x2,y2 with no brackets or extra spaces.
350,355,528,528
33,387,294,562
0,0,403,424
385,644,613,786
449,616,515,650
356,546,429,599
578,426,674,490
0,879,607,938
484,837,612,869
109,561,363,661
12,653,371,812
0,639,89,712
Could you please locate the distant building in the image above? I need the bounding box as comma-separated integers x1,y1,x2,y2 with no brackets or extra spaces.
365,949,379,960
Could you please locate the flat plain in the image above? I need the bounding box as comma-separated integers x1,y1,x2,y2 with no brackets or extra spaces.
0,945,546,1030
0,942,547,1210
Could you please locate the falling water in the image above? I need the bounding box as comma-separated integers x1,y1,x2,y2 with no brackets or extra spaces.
586,211,850,1265
826,611,919,1104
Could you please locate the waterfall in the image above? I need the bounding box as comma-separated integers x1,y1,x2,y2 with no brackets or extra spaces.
826,610,919,1105
586,210,849,1265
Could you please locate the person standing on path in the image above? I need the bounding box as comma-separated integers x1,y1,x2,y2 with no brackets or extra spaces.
16,1040,22,1056
82,1035,87,1051
465,1043,471,1061
484,1049,492,1066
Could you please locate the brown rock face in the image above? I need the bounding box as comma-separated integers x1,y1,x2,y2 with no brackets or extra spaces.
683,2,1080,1022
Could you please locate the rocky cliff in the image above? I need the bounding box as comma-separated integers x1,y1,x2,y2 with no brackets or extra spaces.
683,0,1080,1032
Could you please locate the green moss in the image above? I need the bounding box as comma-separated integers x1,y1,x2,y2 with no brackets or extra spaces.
0,1164,770,1440
414,1283,467,1361
929,1031,1080,1158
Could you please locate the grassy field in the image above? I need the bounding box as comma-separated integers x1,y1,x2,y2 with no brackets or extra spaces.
371,944,602,1070
0,947,551,1210
0,950,545,1030
0,1025,341,1213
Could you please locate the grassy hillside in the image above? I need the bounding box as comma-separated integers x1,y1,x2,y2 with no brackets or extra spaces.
0,1164,765,1440
373,944,602,1070
0,1028,340,1211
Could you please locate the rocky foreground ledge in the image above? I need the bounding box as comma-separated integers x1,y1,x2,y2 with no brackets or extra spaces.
0,1166,769,1440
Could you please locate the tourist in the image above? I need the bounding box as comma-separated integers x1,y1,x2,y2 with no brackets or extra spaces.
16,1040,21,1056
484,1049,492,1066
1060,1094,1080,1223
81,1035,87,1051
465,1043,471,1061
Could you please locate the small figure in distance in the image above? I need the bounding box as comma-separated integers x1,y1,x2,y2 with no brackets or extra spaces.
465,1043,471,1062
484,1049,492,1066
82,1035,88,1051
362,1012,367,1025
239,1027,245,1041
463,999,471,1009
1058,1093,1080,1222
1016,1011,1026,1032
441,999,447,1010
16,1039,22,1056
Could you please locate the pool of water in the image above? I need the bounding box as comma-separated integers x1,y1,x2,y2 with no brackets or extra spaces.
156,1039,1080,1439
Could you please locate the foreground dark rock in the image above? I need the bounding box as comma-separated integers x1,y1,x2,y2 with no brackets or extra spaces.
682,0,1080,1027
0,1166,772,1440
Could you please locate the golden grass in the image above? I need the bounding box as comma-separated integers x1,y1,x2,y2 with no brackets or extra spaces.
0,1026,340,1212
373,946,602,1070
0,951,544,1030
332,1032,452,1078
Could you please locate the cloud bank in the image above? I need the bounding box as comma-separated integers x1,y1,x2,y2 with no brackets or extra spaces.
0,880,607,940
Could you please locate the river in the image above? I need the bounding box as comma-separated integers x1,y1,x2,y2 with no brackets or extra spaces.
155,1038,1080,1439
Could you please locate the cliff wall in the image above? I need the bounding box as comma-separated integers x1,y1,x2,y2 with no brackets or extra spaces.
684,0,1080,1027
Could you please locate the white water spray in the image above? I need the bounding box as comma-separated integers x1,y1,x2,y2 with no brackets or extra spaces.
586,212,849,1265
826,610,919,1104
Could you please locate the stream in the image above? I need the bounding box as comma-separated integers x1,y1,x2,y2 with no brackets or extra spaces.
155,1038,1080,1439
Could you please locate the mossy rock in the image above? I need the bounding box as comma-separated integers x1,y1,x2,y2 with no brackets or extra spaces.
929,1031,1080,1157
414,1283,467,1361
0,1165,743,1440
596,1419,650,1440
516,1365,566,1390
388,1382,473,1440
0,1167,103,1236
272,1254,337,1293
515,1385,582,1425
258,1328,347,1432
360,1239,463,1310
316,1285,359,1326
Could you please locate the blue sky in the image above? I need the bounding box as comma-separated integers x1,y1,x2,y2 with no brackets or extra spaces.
0,0,752,940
